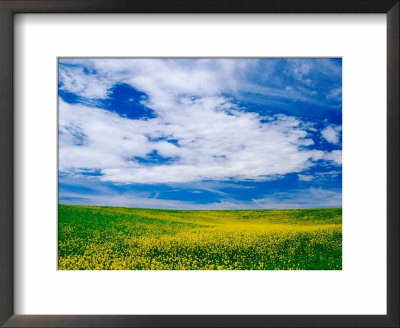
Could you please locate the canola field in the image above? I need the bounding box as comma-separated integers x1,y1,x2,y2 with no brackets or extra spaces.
58,204,342,270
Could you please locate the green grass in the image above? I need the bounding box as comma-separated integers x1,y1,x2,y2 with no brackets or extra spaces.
58,204,342,270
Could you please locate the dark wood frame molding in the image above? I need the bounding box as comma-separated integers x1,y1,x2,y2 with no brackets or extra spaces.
0,1,398,327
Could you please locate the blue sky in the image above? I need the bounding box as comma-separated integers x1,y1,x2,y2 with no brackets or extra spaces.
58,58,342,209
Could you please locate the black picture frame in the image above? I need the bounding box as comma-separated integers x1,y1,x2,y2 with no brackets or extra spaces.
0,1,398,327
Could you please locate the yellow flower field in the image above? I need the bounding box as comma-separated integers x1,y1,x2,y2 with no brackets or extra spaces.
58,204,342,270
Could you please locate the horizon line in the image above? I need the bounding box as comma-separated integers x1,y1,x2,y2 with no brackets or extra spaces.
58,203,342,211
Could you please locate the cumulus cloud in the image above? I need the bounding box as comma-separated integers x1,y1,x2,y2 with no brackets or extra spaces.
59,65,114,99
59,99,323,184
321,124,342,144
298,174,313,181
323,150,342,165
59,59,341,185
59,58,249,105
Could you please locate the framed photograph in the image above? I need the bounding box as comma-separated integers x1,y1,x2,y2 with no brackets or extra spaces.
0,0,398,327
57,56,343,272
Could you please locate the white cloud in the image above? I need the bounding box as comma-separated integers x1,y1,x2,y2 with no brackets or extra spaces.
60,99,324,184
286,59,341,91
59,65,114,99
58,59,340,184
59,58,250,104
251,187,342,209
298,174,313,181
323,150,342,165
297,170,341,182
326,87,342,100
60,187,341,210
321,124,342,144
292,60,312,79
